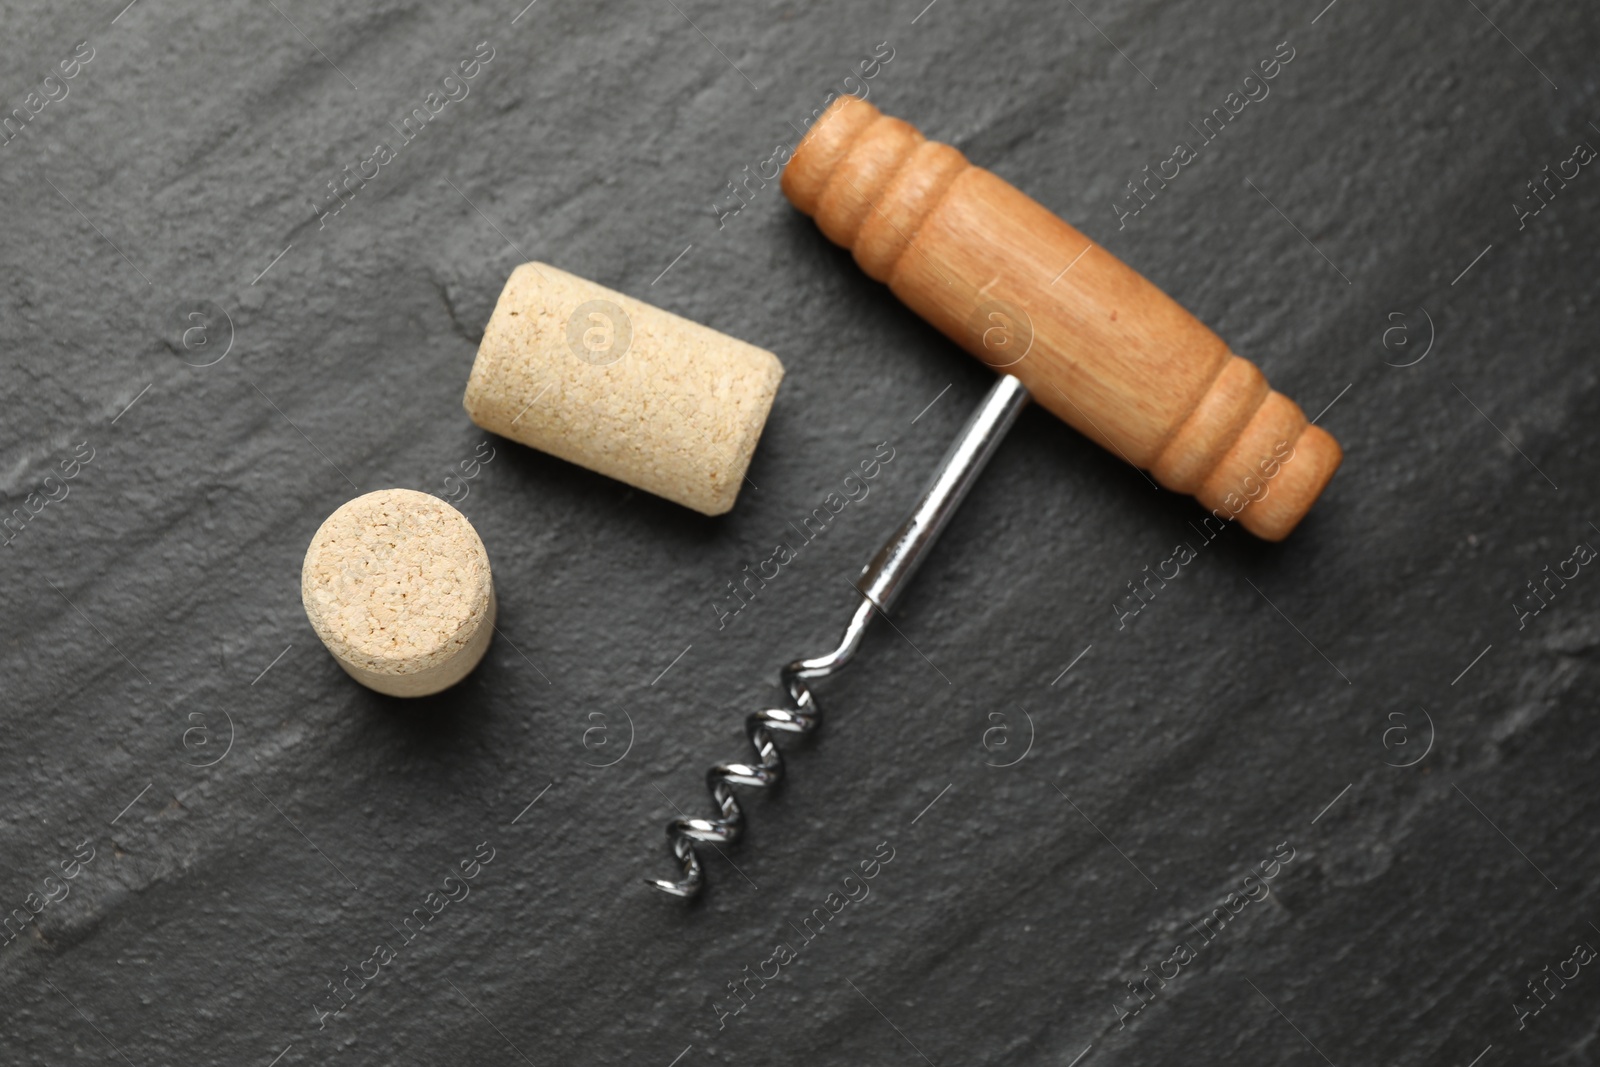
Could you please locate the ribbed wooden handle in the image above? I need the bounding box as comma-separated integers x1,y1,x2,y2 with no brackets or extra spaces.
781,97,1341,541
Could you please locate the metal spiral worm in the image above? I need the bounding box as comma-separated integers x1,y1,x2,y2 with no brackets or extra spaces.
646,374,1031,900
647,596,878,898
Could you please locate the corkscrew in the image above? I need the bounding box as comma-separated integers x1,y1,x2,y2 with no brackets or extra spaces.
648,374,1030,898
650,95,1343,898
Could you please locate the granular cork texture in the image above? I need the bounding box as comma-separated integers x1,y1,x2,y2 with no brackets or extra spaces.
300,489,495,698
464,262,784,516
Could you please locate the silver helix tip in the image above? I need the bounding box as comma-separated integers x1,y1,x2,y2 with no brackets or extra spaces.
648,828,705,897
648,595,877,900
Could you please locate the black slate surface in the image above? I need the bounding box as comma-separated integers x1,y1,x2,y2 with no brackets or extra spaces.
2,1,1598,1065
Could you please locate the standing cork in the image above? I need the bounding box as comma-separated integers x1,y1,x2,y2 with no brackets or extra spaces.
464,263,784,516
301,489,496,698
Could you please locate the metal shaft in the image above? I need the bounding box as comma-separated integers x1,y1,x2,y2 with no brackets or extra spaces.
855,374,1030,613
649,374,1030,899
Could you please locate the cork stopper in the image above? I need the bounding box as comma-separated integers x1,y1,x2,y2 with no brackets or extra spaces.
464,263,784,516
301,489,496,698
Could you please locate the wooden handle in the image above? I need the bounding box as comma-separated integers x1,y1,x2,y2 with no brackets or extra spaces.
781,97,1341,541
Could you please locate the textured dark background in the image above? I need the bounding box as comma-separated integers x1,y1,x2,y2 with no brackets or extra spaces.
2,0,1597,1064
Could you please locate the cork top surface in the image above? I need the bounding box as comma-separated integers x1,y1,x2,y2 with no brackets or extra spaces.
300,489,493,677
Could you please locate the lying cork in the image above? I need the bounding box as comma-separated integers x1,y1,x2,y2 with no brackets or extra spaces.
464,263,784,516
301,489,495,698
